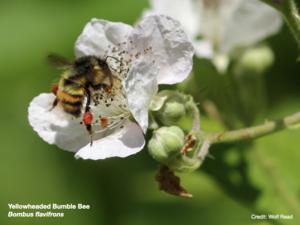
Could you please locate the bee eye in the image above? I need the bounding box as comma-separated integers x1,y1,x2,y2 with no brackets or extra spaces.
98,60,108,67
102,64,108,69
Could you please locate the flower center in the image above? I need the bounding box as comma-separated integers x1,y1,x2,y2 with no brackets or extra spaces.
203,0,219,9
83,39,154,134
88,77,131,134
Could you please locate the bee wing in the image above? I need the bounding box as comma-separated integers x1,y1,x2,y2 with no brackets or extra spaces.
47,53,72,69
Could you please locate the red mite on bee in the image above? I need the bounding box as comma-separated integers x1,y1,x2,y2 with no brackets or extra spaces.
48,54,120,145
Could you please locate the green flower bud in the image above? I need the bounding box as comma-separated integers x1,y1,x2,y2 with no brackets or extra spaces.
167,155,201,173
149,126,204,173
150,90,188,126
159,101,186,126
235,46,274,75
212,54,230,74
148,126,185,162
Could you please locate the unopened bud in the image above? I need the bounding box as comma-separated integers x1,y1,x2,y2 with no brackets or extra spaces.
235,46,274,75
160,101,186,126
150,90,187,126
212,54,230,74
167,155,201,173
148,126,185,162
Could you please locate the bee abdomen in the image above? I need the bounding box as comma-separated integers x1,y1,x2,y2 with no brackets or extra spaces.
61,100,83,117
57,90,84,117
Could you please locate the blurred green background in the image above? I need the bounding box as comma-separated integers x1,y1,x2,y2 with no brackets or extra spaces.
0,0,300,225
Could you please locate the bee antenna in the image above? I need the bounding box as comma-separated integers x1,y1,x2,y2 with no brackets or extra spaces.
105,55,121,63
104,55,124,73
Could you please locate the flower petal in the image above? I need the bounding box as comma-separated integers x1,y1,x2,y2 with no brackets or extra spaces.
145,0,201,39
123,60,158,133
220,0,283,53
28,93,90,152
192,39,213,58
75,121,145,160
130,15,194,85
75,18,133,58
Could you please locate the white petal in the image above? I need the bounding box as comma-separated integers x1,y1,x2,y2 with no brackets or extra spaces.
75,18,133,58
193,39,213,58
220,0,283,53
28,93,90,152
197,0,242,47
75,121,145,160
130,15,194,85
123,60,158,133
145,0,201,39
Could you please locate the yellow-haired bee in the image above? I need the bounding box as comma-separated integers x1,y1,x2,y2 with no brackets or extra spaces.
48,54,118,144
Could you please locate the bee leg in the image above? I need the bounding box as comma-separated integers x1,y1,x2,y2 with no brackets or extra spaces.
104,75,114,93
83,87,93,146
49,98,59,111
109,73,114,88
83,111,93,146
49,84,59,111
51,84,58,95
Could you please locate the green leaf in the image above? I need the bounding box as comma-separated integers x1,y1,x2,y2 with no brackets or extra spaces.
246,129,300,225
124,171,272,225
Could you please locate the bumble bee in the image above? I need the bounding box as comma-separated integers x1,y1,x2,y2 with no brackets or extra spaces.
48,54,118,144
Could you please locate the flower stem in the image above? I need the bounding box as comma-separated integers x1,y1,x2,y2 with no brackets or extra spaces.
261,0,300,49
204,111,300,144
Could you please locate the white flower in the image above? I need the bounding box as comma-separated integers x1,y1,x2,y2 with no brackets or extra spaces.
145,0,283,59
28,15,194,160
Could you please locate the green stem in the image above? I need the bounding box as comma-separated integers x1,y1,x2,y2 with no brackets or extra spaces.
261,0,300,49
204,111,300,144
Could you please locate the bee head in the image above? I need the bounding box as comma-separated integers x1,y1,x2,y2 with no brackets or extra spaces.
74,56,94,74
74,56,111,85
76,56,112,86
